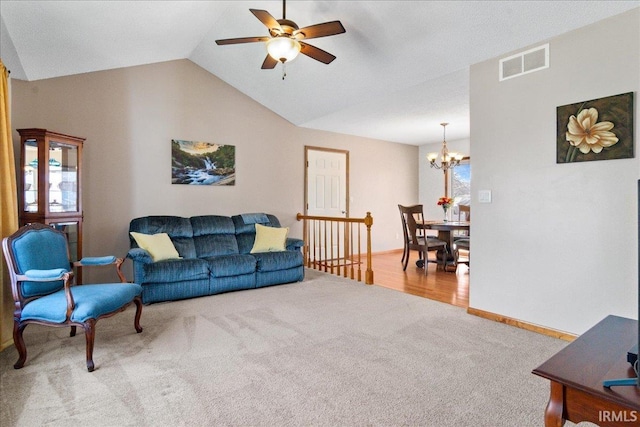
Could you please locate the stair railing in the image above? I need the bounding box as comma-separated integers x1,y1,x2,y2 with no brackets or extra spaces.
296,212,373,284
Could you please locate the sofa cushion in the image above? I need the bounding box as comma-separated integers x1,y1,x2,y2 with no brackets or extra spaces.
232,213,277,234
140,258,209,284
250,224,289,253
194,234,239,258
191,215,236,236
130,216,193,237
130,232,181,261
171,238,198,259
204,254,256,278
191,215,239,257
232,213,282,254
129,216,197,259
252,251,303,273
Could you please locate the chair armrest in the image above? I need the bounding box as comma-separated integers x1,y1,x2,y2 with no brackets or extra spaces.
126,248,153,264
73,256,129,283
19,269,75,321
76,256,117,266
22,268,69,280
286,237,304,251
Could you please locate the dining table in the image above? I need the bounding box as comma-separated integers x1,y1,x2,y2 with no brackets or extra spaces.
418,220,470,268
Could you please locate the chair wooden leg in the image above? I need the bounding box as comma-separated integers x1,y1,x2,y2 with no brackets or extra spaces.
133,297,143,333
402,250,409,271
438,248,448,271
13,321,27,369
422,250,429,275
70,325,77,337
83,319,96,372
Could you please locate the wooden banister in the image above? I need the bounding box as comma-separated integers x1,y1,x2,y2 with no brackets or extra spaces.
296,212,374,284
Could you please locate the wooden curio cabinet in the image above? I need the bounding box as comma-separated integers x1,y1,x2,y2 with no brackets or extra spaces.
18,128,85,280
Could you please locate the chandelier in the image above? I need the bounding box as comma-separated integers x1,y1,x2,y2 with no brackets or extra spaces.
427,122,463,172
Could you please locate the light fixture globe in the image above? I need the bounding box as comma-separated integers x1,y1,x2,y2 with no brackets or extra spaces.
266,36,301,63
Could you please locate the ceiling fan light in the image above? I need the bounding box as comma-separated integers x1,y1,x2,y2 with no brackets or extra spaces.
266,37,301,63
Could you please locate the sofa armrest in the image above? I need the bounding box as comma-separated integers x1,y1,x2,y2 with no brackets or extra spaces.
286,237,304,251
126,248,154,264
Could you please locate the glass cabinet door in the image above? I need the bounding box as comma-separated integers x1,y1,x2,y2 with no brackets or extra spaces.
49,140,79,213
21,133,81,215
23,139,39,212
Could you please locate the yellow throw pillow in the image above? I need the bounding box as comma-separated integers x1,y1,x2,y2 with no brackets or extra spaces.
130,232,181,261
250,224,289,253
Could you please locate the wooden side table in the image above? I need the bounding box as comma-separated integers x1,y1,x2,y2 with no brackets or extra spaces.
532,315,640,426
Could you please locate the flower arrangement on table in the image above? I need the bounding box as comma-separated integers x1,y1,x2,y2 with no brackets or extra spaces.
437,196,453,221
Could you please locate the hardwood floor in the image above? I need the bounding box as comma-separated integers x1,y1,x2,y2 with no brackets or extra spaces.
370,250,469,308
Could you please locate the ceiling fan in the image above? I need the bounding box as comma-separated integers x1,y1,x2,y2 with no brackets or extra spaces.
215,0,346,72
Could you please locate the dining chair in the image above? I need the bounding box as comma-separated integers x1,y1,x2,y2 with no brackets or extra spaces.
453,237,470,268
399,204,426,265
2,223,144,372
454,204,470,268
398,204,448,274
458,204,470,222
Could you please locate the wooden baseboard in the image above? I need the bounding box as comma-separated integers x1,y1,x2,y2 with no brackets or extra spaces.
467,307,577,342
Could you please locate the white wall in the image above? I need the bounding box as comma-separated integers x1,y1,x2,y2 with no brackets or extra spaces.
9,60,418,280
469,8,640,335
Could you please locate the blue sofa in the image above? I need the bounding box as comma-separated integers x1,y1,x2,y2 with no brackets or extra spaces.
127,213,304,304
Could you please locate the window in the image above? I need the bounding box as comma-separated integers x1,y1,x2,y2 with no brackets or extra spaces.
447,158,470,219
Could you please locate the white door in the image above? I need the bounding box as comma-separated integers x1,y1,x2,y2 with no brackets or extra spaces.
306,148,348,217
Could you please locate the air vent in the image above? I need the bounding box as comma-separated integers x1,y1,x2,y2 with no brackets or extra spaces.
499,44,549,81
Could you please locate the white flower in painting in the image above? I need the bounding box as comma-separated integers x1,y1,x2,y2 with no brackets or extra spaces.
566,107,618,154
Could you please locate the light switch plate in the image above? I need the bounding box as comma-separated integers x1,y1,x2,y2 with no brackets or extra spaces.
478,190,492,203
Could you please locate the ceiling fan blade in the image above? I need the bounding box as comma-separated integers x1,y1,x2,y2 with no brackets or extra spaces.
216,36,270,45
261,55,279,69
299,42,337,64
250,9,283,34
295,21,345,40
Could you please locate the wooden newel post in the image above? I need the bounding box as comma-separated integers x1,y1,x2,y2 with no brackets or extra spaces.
364,212,374,284
296,213,309,267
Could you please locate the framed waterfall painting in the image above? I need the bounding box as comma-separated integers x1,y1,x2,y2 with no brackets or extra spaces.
557,92,634,164
171,139,236,185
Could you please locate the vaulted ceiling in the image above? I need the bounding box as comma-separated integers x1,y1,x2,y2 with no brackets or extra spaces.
1,1,637,145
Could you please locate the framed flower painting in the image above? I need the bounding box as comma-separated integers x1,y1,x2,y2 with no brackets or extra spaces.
556,92,634,163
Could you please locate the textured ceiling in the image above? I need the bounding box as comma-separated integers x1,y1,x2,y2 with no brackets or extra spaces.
1,1,638,145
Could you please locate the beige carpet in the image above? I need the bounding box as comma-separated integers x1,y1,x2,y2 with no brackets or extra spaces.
1,269,568,426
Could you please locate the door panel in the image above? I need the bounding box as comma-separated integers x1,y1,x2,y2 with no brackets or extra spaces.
306,148,348,218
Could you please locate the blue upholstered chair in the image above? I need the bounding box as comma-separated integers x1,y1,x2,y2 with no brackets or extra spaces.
2,223,143,372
